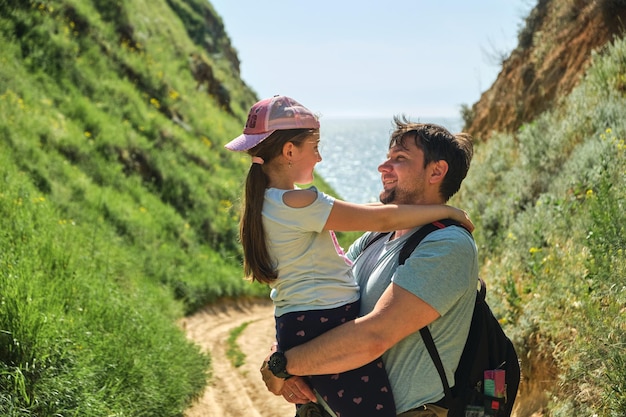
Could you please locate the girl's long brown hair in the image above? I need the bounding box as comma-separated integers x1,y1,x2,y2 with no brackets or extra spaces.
240,128,318,283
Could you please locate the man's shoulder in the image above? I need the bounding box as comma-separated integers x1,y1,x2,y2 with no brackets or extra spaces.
422,223,474,243
393,224,478,316
411,224,477,259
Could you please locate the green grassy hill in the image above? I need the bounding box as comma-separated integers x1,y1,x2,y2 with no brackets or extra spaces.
1,0,625,416
1,0,264,310
1,0,270,415
0,1,344,414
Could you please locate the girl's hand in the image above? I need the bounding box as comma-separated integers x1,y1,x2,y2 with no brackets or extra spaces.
451,208,474,232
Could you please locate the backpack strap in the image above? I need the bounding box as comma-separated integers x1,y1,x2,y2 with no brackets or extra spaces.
395,219,465,408
364,219,463,253
420,321,454,404
397,220,461,264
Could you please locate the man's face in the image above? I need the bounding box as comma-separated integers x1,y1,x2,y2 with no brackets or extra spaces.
377,135,428,205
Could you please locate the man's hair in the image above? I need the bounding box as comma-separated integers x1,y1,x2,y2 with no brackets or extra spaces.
390,116,474,201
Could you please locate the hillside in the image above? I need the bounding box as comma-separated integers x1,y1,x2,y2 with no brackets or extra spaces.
465,0,626,139
0,0,266,310
0,0,267,414
1,0,625,416
0,0,342,414
455,1,626,416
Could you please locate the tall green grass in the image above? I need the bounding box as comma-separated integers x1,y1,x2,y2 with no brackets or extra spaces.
0,0,263,313
0,0,252,414
454,36,626,416
0,148,211,415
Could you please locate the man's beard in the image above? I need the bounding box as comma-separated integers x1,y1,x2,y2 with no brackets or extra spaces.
379,188,395,205
379,184,423,205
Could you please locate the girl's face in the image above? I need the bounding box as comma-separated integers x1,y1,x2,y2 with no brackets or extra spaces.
293,138,322,184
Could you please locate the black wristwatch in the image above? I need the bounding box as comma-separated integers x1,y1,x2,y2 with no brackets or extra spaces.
267,351,293,379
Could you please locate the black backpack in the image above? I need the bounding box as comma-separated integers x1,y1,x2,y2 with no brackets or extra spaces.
365,219,520,417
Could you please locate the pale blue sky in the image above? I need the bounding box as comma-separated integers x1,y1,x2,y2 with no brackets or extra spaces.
210,1,534,119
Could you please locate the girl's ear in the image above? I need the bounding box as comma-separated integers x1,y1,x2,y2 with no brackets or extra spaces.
429,160,449,184
282,141,294,158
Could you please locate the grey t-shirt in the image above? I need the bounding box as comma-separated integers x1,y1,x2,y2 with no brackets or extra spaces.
346,225,478,413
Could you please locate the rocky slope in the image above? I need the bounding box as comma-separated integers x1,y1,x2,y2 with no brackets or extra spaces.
465,0,626,140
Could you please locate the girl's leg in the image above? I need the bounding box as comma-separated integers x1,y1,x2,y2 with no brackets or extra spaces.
276,302,396,417
309,358,395,417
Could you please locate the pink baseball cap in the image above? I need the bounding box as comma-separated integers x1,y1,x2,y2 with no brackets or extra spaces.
224,95,320,151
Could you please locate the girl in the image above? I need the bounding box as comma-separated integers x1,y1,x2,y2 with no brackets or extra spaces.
225,95,473,417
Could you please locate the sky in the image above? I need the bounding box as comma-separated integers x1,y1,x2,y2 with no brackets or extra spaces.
210,1,534,119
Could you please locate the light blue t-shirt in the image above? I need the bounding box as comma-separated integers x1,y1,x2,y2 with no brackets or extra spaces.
264,186,360,317
346,225,478,413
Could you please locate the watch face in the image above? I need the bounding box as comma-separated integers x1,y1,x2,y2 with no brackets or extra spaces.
268,352,290,378
269,352,285,370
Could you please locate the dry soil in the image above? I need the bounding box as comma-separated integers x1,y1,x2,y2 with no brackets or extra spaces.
182,298,296,417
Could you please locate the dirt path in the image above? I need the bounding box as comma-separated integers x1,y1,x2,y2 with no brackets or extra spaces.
182,298,295,417
182,298,537,417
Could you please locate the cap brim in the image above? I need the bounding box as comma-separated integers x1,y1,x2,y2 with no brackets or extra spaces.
224,130,275,151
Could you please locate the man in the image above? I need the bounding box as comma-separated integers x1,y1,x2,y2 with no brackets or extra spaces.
262,117,478,417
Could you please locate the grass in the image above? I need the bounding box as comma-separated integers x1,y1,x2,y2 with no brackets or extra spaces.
226,322,251,369
0,149,210,415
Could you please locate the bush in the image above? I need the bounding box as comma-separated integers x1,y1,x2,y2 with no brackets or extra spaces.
453,36,626,416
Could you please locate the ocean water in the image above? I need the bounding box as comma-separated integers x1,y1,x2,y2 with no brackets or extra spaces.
316,117,462,204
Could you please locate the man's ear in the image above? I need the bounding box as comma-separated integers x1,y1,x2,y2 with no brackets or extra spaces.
429,160,448,184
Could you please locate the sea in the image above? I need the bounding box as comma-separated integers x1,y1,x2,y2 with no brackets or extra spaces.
316,117,463,204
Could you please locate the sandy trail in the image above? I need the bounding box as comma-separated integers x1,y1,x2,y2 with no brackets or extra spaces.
182,298,295,417
182,298,533,417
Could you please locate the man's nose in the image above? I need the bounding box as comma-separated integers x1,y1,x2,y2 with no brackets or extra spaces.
378,159,391,173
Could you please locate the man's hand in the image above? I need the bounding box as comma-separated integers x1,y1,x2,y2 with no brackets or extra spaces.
260,358,317,404
281,376,317,404
260,359,285,395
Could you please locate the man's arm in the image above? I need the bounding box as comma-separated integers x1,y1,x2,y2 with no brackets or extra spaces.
284,282,440,376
